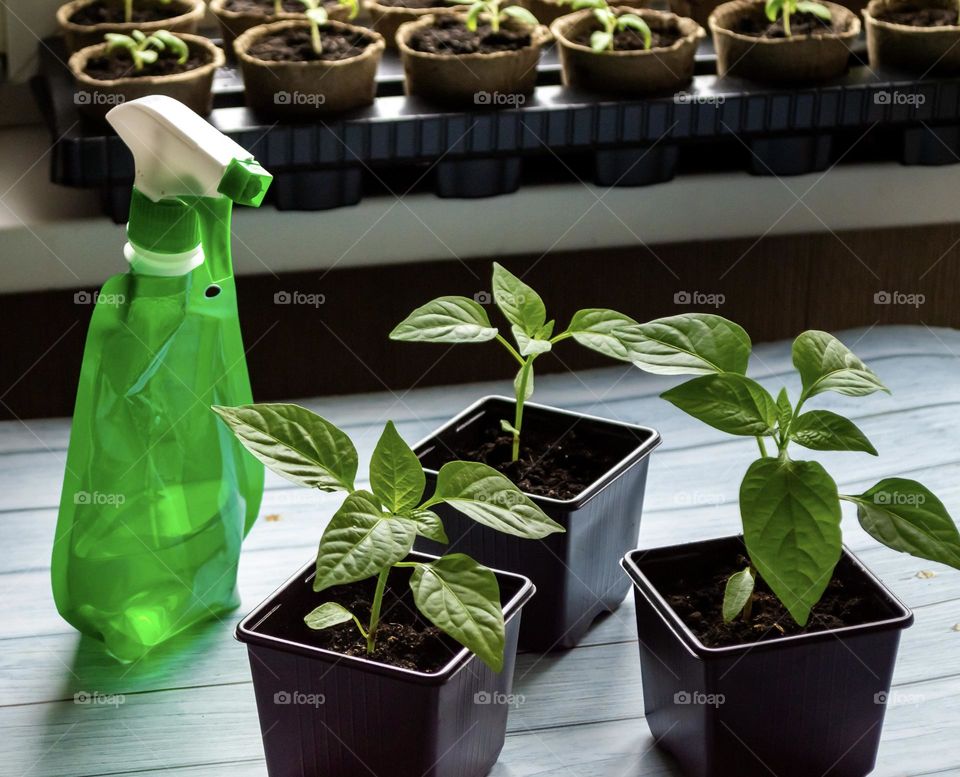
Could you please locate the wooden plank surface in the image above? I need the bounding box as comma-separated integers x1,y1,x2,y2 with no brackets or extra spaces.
2,325,959,777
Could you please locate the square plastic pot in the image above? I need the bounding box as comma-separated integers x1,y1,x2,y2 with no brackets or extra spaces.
236,552,534,777
415,396,660,652
621,536,915,777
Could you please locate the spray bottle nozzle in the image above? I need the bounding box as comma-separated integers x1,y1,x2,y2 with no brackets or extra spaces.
219,158,272,207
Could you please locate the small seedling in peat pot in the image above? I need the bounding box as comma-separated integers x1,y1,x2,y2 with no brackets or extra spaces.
391,262,648,462
213,404,563,670
628,312,960,627
564,0,652,51
105,29,188,70
120,0,173,23
451,0,539,32
299,0,359,53
764,0,831,36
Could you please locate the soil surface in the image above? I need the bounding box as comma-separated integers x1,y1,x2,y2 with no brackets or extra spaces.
875,4,958,25
375,0,458,8
662,552,893,648
297,576,460,672
223,0,349,13
439,425,621,500
247,27,375,61
70,0,186,25
83,42,211,80
408,16,532,54
733,9,841,37
571,23,681,50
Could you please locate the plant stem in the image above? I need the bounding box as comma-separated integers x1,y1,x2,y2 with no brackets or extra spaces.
366,567,390,654
783,8,791,36
496,334,525,366
274,0,283,12
490,0,500,31
310,21,322,55
512,358,533,461
125,0,133,24
756,436,769,458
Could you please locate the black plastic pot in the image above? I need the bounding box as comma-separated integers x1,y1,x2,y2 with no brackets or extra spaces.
236,552,534,777
621,536,914,777
415,396,661,652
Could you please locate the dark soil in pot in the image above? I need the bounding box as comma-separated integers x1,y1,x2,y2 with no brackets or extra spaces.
82,41,213,80
378,0,452,7
408,17,533,53
731,5,840,35
247,26,378,61
258,573,460,672
864,0,960,74
68,0,183,24
569,24,682,47
659,548,895,647
873,2,958,23
431,425,621,500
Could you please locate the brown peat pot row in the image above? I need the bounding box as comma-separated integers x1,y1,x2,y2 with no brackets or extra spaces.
864,0,960,74
237,553,535,777
366,0,470,50
552,7,705,95
413,396,661,651
68,32,224,119
57,0,205,52
622,536,914,777
209,0,355,56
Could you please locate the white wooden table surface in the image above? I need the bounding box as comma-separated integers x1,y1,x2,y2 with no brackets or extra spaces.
2,325,959,777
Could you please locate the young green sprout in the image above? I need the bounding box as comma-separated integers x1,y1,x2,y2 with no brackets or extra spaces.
122,0,173,24
299,0,359,54
391,263,645,463
764,0,831,37
104,29,188,71
450,0,539,33
213,405,563,671
566,0,652,52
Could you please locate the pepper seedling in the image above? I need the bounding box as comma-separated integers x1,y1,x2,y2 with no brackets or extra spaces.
121,0,173,24
448,0,539,33
564,0,652,52
104,29,188,71
213,404,563,671
299,0,359,54
626,312,960,627
390,262,646,462
764,0,831,37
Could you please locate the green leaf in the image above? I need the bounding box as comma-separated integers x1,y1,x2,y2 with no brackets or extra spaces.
571,0,603,8
313,491,416,591
617,14,651,49
740,458,842,626
622,313,752,376
409,554,505,671
567,308,640,362
512,325,552,356
775,387,793,435
212,403,357,492
500,418,520,436
466,1,484,29
722,567,755,623
369,421,425,513
501,4,538,24
433,461,564,538
389,296,498,343
848,480,960,570
304,602,355,631
790,410,877,455
492,262,546,337
138,49,158,64
401,508,448,544
590,30,613,51
661,373,777,436
765,0,781,20
305,6,328,23
796,0,831,18
514,363,534,401
791,331,888,399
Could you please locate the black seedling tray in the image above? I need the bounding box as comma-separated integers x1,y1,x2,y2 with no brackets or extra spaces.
33,33,960,221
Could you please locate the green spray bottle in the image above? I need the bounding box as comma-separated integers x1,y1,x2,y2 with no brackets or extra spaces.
53,96,272,662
